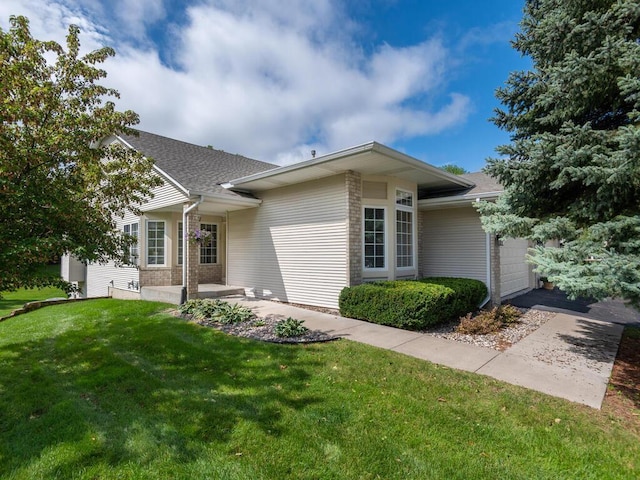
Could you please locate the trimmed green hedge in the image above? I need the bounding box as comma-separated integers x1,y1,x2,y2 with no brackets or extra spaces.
338,277,487,330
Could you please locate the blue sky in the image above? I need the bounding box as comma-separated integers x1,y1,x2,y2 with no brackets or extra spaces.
1,0,529,171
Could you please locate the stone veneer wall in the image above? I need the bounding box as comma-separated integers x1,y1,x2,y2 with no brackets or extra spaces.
185,208,200,297
139,267,172,286
345,171,362,287
199,264,223,284
171,266,183,286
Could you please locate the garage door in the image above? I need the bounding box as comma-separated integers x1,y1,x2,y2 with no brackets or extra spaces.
500,238,532,297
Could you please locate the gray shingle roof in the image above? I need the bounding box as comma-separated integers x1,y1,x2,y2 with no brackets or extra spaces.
459,172,503,195
118,130,278,197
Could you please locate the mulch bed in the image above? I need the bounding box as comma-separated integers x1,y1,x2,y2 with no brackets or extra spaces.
602,327,640,434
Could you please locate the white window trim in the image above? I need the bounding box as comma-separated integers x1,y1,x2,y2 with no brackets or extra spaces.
123,221,140,266
362,205,388,272
395,189,416,271
146,219,167,267
198,222,219,265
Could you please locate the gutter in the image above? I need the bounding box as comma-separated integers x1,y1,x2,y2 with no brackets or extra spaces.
181,196,204,304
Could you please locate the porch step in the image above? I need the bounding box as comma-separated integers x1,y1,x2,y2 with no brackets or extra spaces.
140,285,246,305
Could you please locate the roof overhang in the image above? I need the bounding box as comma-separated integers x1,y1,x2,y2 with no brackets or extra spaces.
222,142,475,192
141,192,262,215
418,190,502,210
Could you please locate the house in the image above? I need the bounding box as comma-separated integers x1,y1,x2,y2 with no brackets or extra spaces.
62,130,536,309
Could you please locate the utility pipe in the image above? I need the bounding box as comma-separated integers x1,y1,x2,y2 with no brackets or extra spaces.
181,196,204,304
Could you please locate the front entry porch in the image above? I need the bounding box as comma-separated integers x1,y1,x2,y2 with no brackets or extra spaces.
140,284,245,304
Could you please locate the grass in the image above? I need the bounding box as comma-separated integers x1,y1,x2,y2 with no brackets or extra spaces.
0,299,638,479
0,264,67,317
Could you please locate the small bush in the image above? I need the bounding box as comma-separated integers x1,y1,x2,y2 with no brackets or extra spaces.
496,304,522,324
191,299,226,320
274,317,309,338
339,277,487,330
214,303,254,324
178,299,254,323
177,299,202,315
456,311,502,335
455,305,523,335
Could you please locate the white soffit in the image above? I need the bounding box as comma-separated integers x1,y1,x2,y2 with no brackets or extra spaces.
223,142,474,192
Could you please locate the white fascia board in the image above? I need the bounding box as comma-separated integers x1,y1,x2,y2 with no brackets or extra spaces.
223,142,377,188
223,141,475,189
115,134,190,196
189,190,262,207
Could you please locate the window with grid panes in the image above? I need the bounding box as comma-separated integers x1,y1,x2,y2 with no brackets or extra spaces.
199,223,217,264
395,190,413,268
146,220,165,265
364,207,385,269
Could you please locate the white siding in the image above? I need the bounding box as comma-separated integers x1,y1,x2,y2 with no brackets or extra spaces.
421,207,487,284
228,175,347,308
500,238,532,297
141,178,188,212
85,211,140,298
60,255,86,282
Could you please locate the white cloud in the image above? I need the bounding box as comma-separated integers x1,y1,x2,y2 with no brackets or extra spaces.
1,0,473,164
0,0,107,50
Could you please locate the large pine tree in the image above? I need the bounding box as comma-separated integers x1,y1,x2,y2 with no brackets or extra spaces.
478,0,640,306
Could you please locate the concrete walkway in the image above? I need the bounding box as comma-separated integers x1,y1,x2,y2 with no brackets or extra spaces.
226,295,630,409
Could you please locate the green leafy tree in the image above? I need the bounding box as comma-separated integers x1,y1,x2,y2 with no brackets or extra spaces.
440,164,469,175
0,16,161,293
478,0,640,306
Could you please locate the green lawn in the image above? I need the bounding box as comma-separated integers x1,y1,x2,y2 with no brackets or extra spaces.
0,299,637,479
0,264,66,317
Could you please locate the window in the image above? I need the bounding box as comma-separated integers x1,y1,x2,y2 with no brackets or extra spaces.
146,220,165,265
199,223,217,264
123,222,139,265
396,189,413,207
177,222,183,265
396,190,413,268
364,208,385,269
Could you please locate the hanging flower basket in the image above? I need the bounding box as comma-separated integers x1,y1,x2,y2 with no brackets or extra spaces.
187,229,212,246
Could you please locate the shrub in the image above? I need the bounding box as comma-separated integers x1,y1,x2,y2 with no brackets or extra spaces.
455,305,523,335
496,304,522,324
177,299,202,315
177,299,254,323
274,317,309,338
214,303,254,324
339,277,487,330
191,299,226,321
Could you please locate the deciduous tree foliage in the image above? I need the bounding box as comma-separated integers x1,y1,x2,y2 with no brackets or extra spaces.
0,16,160,293
440,164,469,175
478,0,640,306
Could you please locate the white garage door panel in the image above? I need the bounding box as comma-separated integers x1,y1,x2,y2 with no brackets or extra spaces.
500,238,531,296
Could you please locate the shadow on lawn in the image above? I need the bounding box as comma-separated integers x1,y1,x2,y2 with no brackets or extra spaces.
0,302,326,476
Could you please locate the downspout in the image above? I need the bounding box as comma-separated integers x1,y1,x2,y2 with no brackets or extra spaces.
225,211,229,286
480,232,491,308
478,197,491,308
181,196,204,304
